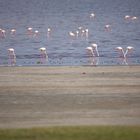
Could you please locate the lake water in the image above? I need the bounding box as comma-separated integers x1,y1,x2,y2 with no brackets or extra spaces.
0,0,140,66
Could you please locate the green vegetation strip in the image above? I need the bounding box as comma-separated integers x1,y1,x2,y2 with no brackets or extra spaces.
0,126,140,140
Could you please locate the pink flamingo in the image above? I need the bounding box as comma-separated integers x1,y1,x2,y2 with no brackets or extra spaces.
10,29,16,35
76,30,79,37
7,48,16,65
86,46,99,65
47,28,51,38
90,13,95,19
131,16,138,20
86,47,95,57
116,46,134,58
91,43,99,57
34,30,39,37
27,27,33,35
116,46,134,65
124,46,134,57
124,15,131,20
105,24,111,31
69,31,76,38
0,29,6,38
39,47,48,64
85,29,89,38
124,15,138,21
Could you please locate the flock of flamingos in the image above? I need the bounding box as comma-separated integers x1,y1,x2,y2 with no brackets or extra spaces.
0,13,138,66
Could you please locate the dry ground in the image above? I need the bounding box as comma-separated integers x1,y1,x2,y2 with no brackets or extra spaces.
0,66,140,128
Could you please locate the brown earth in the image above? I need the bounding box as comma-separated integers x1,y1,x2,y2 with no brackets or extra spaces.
0,66,140,128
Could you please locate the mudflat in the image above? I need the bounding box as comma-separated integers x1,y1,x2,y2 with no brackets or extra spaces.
0,66,140,128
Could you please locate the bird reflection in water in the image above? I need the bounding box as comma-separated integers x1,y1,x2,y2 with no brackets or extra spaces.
116,46,134,65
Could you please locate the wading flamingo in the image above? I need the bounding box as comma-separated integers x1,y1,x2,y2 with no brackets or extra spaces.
91,43,99,57
69,31,75,38
47,28,51,33
90,13,95,19
105,24,111,31
10,29,16,35
7,48,16,65
116,47,125,57
0,29,6,38
34,30,39,37
124,15,131,20
27,27,33,35
86,46,99,65
76,30,79,37
124,46,134,57
47,28,51,37
86,47,94,57
116,46,134,58
39,47,48,64
124,15,138,21
85,29,89,38
81,30,85,37
78,26,83,30
131,16,138,20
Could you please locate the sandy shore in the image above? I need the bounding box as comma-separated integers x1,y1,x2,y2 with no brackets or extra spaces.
0,66,140,128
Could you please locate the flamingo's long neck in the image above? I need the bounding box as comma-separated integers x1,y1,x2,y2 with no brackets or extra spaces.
124,49,129,58
93,47,99,57
121,49,125,58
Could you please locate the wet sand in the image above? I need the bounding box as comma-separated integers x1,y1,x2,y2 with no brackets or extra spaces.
0,66,140,128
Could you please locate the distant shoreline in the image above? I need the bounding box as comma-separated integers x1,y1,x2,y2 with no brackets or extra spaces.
0,64,140,67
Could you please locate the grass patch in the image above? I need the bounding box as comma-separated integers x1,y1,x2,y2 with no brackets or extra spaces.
0,125,140,140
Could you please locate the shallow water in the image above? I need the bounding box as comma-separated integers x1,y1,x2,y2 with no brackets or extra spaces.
0,0,140,66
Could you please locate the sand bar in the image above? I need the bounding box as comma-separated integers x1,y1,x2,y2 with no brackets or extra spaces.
0,66,140,128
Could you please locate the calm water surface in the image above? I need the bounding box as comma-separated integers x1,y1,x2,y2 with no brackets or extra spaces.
0,0,140,66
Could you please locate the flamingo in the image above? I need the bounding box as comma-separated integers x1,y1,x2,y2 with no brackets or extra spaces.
86,47,94,57
1,29,6,38
86,46,99,65
116,47,125,57
116,46,134,58
47,28,51,37
116,46,134,65
11,29,16,35
124,46,134,57
105,24,111,31
39,47,47,57
7,48,16,65
124,15,138,21
90,13,95,19
124,15,131,20
81,30,85,36
77,26,83,36
47,28,51,32
78,26,83,30
39,47,48,63
91,43,99,57
131,16,138,20
76,30,79,37
69,31,75,38
34,30,39,37
85,29,89,38
27,27,33,35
